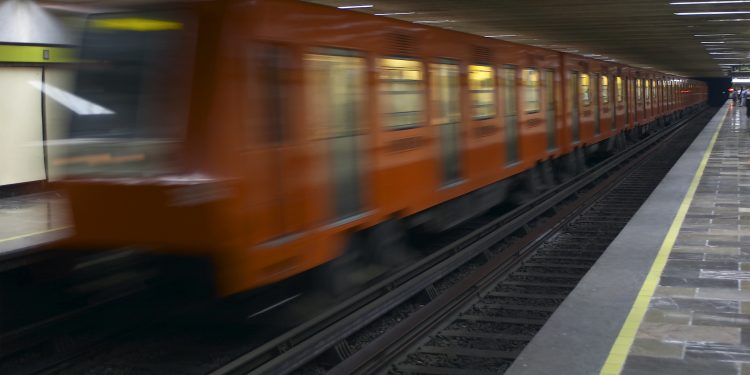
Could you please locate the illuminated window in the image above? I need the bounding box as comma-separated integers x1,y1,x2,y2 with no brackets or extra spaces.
524,68,540,113
380,58,423,129
645,79,651,103
306,52,365,138
504,66,519,163
580,73,591,106
305,50,365,217
469,65,496,119
431,63,461,126
636,79,642,102
616,76,623,103
431,62,461,183
601,75,610,104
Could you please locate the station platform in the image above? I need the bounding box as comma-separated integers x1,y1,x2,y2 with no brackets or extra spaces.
506,101,750,375
0,192,71,261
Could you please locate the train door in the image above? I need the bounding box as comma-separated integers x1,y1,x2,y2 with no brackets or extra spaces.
503,65,519,163
606,75,615,130
431,61,461,184
243,45,298,241
569,71,580,142
635,79,641,124
643,79,653,121
544,69,556,150
306,50,365,218
593,73,600,136
624,78,633,128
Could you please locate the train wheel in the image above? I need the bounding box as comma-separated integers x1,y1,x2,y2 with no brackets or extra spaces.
539,160,555,189
366,219,416,269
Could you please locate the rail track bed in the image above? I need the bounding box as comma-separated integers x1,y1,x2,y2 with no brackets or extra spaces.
1,108,714,375
211,109,714,375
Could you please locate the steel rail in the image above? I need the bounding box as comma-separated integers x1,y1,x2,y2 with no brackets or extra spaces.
211,107,709,375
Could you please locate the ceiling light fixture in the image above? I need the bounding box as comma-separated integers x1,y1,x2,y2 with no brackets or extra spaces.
337,4,373,9
675,11,750,15
415,19,456,24
701,41,726,43
374,12,416,15
484,34,518,38
707,18,750,21
671,0,750,4
694,33,736,36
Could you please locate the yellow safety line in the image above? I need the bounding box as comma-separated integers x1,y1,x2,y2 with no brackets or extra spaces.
599,108,728,375
0,226,72,245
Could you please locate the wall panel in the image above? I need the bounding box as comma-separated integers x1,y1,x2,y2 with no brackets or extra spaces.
0,67,46,185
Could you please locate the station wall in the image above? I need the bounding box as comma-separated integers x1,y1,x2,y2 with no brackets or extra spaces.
0,67,46,186
0,65,75,188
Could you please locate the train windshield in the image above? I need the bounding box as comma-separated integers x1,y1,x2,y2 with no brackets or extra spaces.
59,12,197,178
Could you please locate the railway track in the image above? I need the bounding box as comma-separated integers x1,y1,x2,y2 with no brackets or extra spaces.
334,132,702,375
210,107,714,375
1,107,712,375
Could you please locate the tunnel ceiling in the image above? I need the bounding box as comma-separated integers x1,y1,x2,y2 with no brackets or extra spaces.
34,0,750,78
307,0,750,78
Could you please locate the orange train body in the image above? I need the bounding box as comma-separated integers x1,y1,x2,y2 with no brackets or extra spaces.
58,0,707,296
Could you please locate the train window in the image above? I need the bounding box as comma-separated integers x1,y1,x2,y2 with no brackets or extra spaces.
544,69,556,150
245,45,290,145
668,81,673,104
593,74,600,135
431,62,461,183
523,68,540,113
625,78,630,125
636,79,642,102
469,65,496,119
306,51,366,217
645,79,651,103
580,73,591,106
616,76,623,103
503,65,519,163
306,52,365,137
601,75,610,104
380,58,424,130
503,66,517,117
431,63,461,125
570,71,580,142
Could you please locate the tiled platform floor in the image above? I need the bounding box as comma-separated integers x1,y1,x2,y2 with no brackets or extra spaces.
0,191,70,256
621,104,750,375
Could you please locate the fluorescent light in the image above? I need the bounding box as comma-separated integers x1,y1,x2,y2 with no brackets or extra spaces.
701,41,725,43
713,57,745,59
708,18,750,21
675,11,750,15
709,52,738,54
694,33,735,36
337,4,373,9
484,34,518,38
671,0,750,4
414,19,455,23
374,12,415,15
733,78,750,83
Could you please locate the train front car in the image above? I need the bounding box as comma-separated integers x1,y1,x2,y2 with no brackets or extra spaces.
56,5,245,295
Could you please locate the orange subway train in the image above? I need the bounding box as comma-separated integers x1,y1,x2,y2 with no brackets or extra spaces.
56,0,707,296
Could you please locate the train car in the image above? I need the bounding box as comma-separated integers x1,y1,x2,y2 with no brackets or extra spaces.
54,0,707,297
